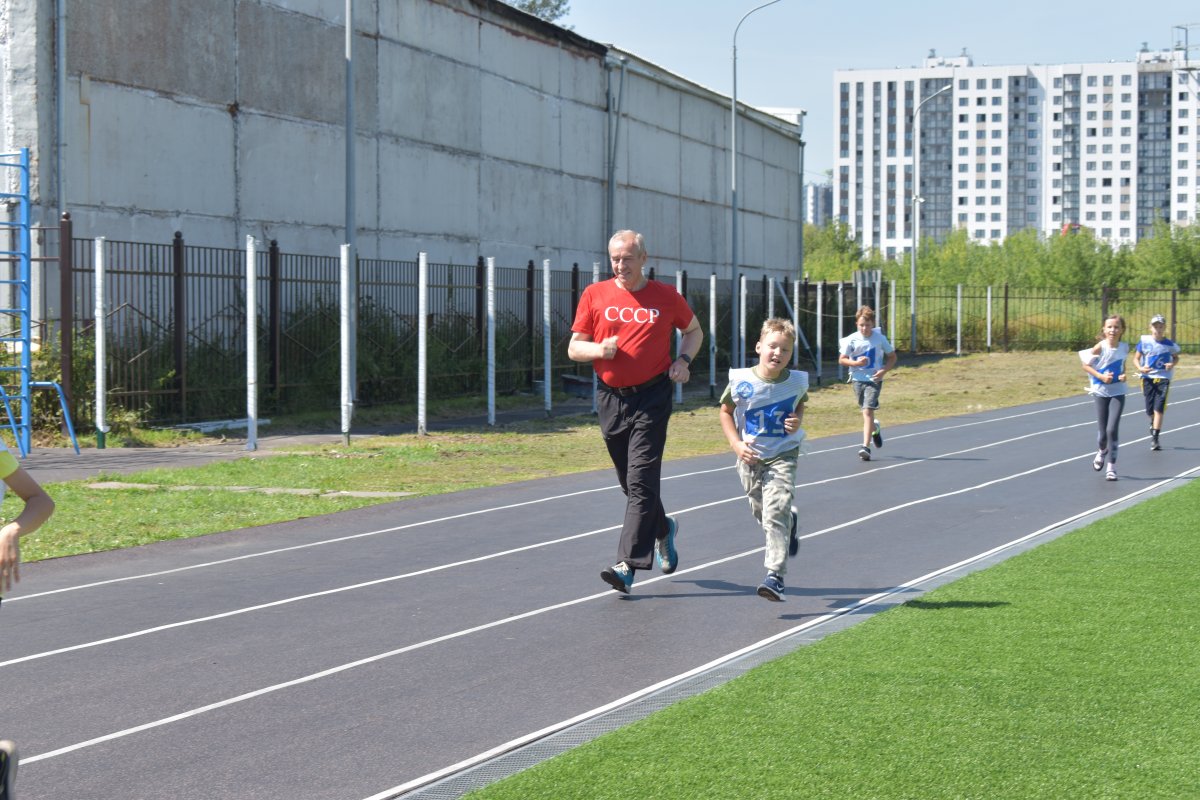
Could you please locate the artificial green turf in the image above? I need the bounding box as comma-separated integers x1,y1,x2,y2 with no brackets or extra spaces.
467,479,1200,799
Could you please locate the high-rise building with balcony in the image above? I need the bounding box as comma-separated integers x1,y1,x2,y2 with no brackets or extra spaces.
834,46,1200,256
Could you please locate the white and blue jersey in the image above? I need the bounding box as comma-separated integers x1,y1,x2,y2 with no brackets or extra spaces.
839,328,895,383
1080,341,1129,397
722,367,809,461
1136,334,1180,380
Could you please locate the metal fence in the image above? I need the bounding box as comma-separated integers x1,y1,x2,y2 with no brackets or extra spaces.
25,215,1200,429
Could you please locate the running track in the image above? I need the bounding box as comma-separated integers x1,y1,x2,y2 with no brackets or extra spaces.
4,381,1199,799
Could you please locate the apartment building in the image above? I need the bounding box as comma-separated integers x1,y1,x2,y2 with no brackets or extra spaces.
804,182,833,225
834,47,1200,255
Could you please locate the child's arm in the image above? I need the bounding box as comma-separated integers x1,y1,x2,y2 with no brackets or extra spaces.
720,403,757,464
872,349,897,381
838,351,867,367
1082,361,1113,383
0,467,55,593
784,400,805,434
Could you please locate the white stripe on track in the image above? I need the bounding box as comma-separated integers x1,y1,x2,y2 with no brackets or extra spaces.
8,415,1198,669
20,452,1200,766
359,464,1200,800
10,393,1141,603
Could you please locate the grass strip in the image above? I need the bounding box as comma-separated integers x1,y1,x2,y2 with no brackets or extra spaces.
466,478,1200,800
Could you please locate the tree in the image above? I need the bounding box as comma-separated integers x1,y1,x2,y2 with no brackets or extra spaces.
512,0,570,23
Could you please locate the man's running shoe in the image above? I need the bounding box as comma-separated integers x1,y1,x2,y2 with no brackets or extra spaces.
872,421,884,448
1092,451,1104,471
757,572,785,602
600,562,633,594
1105,464,1118,481
1,740,17,800
788,508,800,557
858,446,871,461
1151,434,1161,451
655,516,679,574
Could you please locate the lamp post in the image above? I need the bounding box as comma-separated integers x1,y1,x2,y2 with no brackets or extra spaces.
731,0,783,368
908,81,952,354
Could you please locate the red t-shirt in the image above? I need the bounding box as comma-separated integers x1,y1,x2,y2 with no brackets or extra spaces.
571,278,695,387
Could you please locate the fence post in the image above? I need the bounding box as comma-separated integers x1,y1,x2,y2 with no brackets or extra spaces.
58,212,73,421
525,259,535,389
1166,289,1176,340
708,272,717,399
956,283,962,355
1003,283,1010,353
816,280,824,386
1101,286,1109,321
173,231,187,421
570,262,581,323
475,256,485,357
268,239,281,398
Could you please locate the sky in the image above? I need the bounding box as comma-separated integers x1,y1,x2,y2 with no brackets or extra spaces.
559,1,1200,182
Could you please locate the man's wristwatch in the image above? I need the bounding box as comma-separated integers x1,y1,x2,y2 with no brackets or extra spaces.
677,353,692,364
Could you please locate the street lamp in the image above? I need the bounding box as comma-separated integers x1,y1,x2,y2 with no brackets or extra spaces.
731,0,783,368
908,81,952,354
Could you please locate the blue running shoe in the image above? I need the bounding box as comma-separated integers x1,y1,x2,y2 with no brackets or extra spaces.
872,420,884,448
788,508,799,557
1,740,17,800
655,515,679,574
757,572,785,602
600,562,634,594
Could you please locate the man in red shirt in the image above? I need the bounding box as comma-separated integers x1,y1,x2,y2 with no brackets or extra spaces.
568,230,703,594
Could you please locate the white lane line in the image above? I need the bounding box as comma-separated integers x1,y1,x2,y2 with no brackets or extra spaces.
358,464,1200,800
0,417,1113,666
10,394,1125,603
21,448,1200,767
1,415,1130,667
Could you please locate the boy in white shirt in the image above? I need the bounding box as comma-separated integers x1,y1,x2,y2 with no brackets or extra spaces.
720,318,808,602
838,306,897,461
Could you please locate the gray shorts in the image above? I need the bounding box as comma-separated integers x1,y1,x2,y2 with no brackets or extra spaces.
853,380,882,410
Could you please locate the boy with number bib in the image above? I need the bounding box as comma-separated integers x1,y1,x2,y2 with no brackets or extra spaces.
1135,314,1181,451
838,306,896,462
720,319,808,602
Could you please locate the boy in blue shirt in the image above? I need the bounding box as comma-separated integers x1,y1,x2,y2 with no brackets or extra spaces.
838,306,897,461
1135,314,1182,451
720,318,808,602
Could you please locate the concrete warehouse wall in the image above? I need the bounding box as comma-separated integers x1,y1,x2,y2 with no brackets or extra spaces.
3,0,801,283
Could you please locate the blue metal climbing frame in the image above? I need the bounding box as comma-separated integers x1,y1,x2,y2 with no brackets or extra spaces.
0,148,79,456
